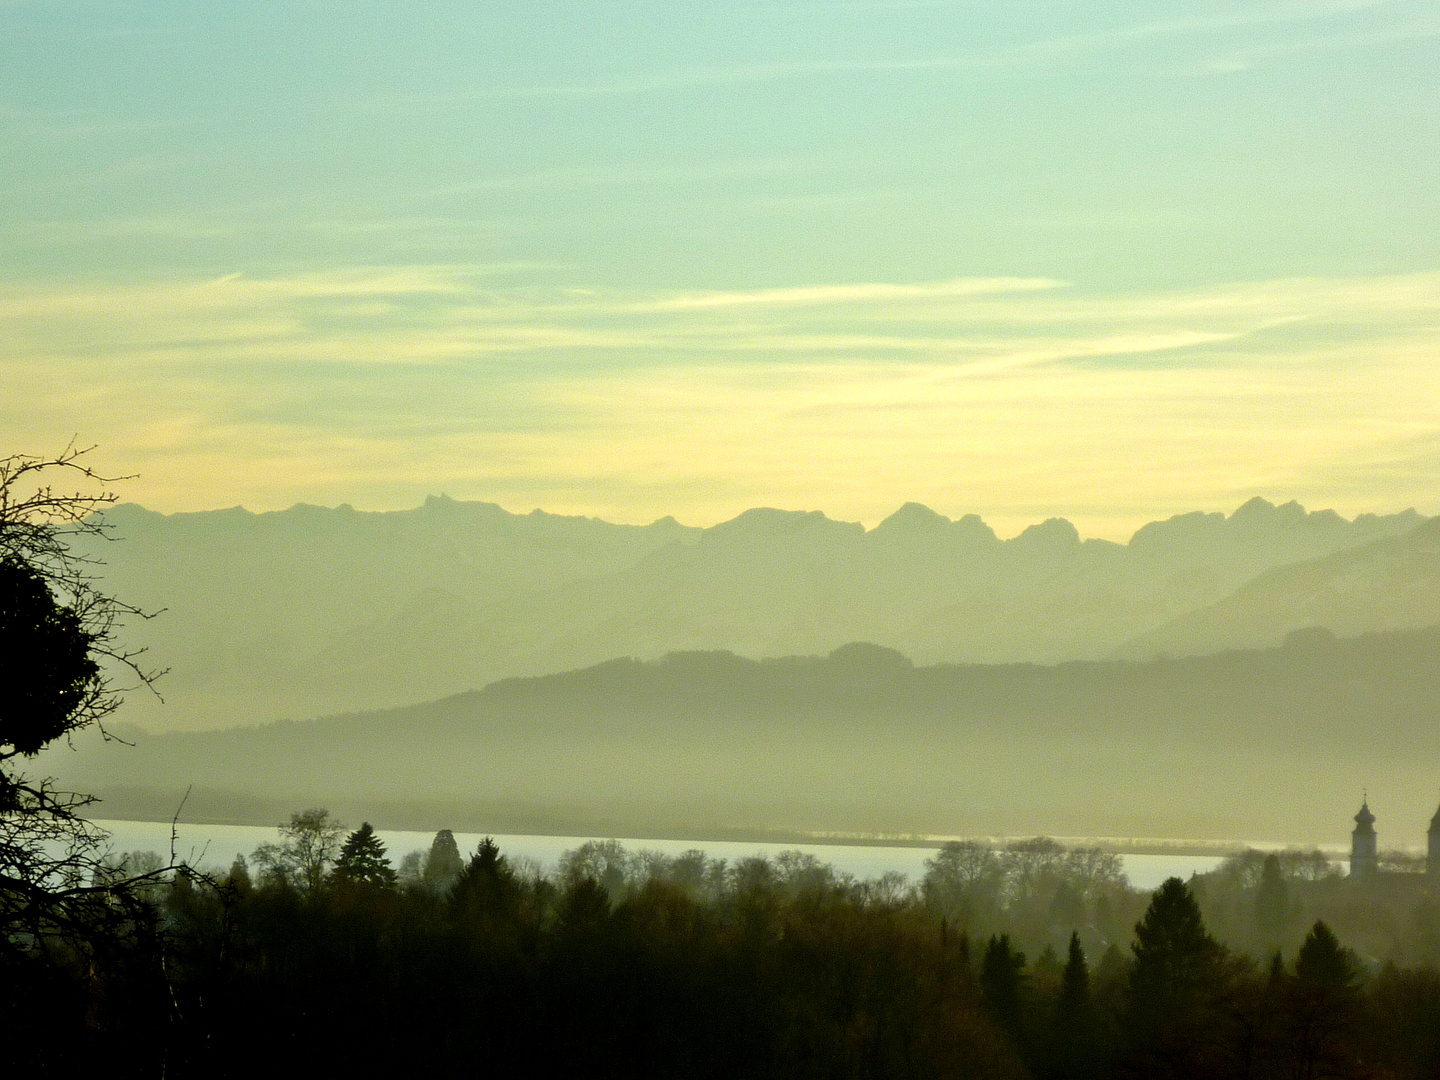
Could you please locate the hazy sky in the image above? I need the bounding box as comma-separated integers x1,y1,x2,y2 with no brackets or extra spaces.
5,0,1439,538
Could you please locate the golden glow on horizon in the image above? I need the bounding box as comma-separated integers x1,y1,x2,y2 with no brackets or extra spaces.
6,269,1440,540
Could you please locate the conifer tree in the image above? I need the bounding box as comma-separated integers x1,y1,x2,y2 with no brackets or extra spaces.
227,854,252,894
1288,921,1361,1079
423,828,464,893
1125,877,1228,1073
332,822,397,888
1294,921,1356,989
980,934,1027,1035
1129,877,1221,1013
1050,932,1098,1079
1061,931,1089,1008
451,837,519,923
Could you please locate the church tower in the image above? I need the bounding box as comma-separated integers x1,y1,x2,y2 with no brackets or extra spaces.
1350,798,1377,879
1428,801,1440,877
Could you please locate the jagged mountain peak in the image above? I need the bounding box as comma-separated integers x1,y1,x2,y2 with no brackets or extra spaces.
1229,496,1308,525
703,507,864,542
1009,517,1081,549
873,501,950,532
870,503,1001,546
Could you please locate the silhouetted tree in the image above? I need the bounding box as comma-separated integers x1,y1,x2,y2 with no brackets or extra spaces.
981,933,1027,1036
560,839,630,898
1094,942,1128,986
1048,881,1084,934
1,556,97,761
1002,837,1067,914
450,837,518,925
1294,920,1356,989
226,854,252,894
1255,853,1289,942
557,875,611,932
253,808,344,890
422,829,463,893
924,840,1001,929
331,822,396,889
0,450,167,942
1047,932,1099,1079
0,448,171,1075
1366,965,1440,1078
1124,877,1232,1077
1061,931,1089,1008
397,849,424,886
1036,943,1062,976
1129,877,1222,1018
1284,920,1362,1080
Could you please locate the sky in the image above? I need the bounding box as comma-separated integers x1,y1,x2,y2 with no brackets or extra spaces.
4,0,1439,540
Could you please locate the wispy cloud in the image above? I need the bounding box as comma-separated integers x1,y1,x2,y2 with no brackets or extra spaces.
5,268,1440,535
1188,8,1440,76
627,277,1064,313
321,0,1420,113
5,269,1436,367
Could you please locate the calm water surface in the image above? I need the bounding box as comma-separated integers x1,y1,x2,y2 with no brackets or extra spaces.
92,819,1225,890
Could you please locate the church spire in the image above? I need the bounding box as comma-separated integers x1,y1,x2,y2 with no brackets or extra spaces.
1350,795,1377,879
1429,794,1440,877
1355,797,1376,828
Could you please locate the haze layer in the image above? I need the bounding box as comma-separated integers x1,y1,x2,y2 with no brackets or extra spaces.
78,496,1432,730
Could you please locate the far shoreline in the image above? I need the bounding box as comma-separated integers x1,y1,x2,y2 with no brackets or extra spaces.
86,813,1340,859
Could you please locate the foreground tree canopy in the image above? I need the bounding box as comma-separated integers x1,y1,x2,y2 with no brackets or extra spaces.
0,448,165,968
0,556,99,760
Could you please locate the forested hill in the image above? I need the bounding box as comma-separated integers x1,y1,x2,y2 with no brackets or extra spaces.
76,496,1423,729
56,630,1440,846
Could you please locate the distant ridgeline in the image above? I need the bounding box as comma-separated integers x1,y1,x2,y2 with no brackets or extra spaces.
71,495,1440,730
52,628,1440,845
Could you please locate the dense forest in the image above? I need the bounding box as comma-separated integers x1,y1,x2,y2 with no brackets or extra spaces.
10,820,1440,1079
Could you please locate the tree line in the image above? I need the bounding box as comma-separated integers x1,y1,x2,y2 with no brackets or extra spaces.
8,813,1437,1079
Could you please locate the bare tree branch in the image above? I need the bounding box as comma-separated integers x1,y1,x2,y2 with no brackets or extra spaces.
0,445,184,960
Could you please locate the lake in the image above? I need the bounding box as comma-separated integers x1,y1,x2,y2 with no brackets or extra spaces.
91,819,1228,890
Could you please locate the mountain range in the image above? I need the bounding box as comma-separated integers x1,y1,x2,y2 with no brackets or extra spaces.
79,496,1430,730
1121,515,1440,658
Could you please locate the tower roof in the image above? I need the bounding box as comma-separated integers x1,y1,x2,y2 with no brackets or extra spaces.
1355,799,1376,828
1430,801,1440,834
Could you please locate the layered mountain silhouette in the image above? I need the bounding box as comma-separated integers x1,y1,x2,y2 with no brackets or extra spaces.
1119,516,1440,658
52,631,1440,844
81,496,1426,729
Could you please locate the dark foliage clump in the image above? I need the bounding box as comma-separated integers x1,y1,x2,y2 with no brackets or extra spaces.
10,836,1440,1080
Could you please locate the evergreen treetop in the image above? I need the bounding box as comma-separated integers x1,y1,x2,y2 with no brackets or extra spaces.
1061,931,1089,1008
332,822,397,889
1129,877,1223,1014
